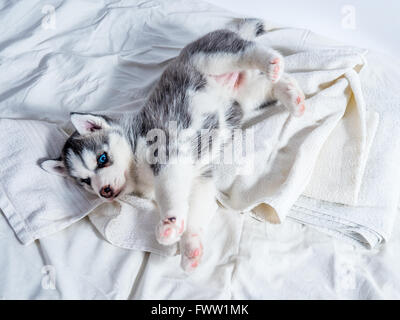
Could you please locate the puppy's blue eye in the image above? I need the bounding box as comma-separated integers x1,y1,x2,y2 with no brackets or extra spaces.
97,152,108,167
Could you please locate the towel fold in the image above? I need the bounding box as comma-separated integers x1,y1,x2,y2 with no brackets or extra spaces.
214,30,376,219
89,195,177,256
288,51,400,248
0,119,102,244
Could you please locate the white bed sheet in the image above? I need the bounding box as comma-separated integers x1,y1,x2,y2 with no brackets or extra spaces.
2,206,400,299
1,0,400,299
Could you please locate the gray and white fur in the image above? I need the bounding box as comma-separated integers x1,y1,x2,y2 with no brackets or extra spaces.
40,18,306,272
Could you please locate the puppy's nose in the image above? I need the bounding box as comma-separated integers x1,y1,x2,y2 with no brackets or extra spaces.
100,185,114,198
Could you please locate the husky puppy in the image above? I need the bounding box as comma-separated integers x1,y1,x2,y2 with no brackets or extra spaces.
41,19,306,272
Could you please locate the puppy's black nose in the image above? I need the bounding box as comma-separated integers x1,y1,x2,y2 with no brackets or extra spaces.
100,185,114,198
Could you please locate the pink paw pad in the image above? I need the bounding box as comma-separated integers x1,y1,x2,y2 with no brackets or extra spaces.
180,234,204,272
189,248,200,258
163,228,171,237
268,58,282,82
156,216,185,245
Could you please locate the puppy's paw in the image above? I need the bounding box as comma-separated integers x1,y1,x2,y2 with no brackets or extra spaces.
156,216,185,246
266,54,284,83
180,233,203,273
283,80,306,117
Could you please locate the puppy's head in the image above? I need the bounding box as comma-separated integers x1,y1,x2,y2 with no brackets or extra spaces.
40,113,134,201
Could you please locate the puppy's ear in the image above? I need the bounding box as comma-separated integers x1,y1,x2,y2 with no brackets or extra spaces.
39,159,67,177
70,113,111,135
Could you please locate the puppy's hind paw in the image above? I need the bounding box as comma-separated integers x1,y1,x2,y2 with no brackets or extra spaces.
180,233,203,273
266,55,284,83
286,82,306,117
274,77,306,117
156,216,185,246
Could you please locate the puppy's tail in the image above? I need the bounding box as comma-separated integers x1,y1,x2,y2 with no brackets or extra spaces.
226,18,267,41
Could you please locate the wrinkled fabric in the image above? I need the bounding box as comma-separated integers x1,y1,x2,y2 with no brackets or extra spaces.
2,207,400,299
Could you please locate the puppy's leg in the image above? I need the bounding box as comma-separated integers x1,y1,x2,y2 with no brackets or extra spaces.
180,177,217,273
192,44,284,83
154,163,194,246
272,73,306,117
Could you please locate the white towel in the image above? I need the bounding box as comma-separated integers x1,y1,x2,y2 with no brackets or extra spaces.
0,119,102,244
214,30,376,218
287,51,400,248
89,195,177,256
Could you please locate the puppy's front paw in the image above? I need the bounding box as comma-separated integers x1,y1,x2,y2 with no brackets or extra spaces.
156,216,185,246
266,55,284,83
180,233,203,273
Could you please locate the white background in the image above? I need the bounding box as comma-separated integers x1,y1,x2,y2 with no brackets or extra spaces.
206,0,400,60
